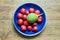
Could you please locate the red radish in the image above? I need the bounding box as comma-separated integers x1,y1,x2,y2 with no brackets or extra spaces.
26,11,29,15
27,26,32,31
21,25,26,31
17,13,23,19
23,21,29,26
38,16,42,19
29,8,34,13
35,10,40,15
37,16,42,23
20,8,26,14
33,26,38,32
23,15,27,20
32,23,37,26
27,23,31,26
17,19,23,25
37,18,42,23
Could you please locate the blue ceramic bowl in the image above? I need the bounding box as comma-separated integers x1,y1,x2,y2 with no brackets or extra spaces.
13,3,46,36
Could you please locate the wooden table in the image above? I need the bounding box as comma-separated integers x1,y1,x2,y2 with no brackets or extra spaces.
0,0,60,40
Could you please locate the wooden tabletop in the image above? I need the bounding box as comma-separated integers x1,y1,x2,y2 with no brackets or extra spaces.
0,0,60,40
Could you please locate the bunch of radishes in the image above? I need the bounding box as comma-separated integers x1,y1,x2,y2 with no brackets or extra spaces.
17,8,42,32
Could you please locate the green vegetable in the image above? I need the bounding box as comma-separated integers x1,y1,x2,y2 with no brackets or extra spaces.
27,13,38,24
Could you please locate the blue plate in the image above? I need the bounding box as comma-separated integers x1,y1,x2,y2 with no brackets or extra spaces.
13,3,46,36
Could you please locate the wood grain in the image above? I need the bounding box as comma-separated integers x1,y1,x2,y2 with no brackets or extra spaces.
0,0,60,40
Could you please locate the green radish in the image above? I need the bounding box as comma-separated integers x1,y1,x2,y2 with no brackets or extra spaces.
27,13,39,24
